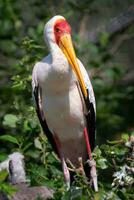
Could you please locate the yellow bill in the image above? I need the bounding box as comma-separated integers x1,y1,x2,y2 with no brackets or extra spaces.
59,34,87,98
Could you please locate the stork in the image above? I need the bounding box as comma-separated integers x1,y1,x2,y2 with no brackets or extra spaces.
32,15,98,191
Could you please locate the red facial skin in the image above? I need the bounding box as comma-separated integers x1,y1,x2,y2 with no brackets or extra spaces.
54,19,71,45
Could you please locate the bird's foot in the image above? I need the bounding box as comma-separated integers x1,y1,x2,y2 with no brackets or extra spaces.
66,157,85,175
76,157,86,176
87,159,98,192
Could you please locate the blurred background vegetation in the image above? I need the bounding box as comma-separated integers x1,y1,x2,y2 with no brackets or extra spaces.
0,0,134,199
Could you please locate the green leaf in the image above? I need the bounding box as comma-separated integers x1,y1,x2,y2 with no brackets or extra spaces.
61,190,71,200
107,140,122,145
92,146,102,157
0,170,8,182
0,135,19,145
99,32,109,48
114,146,128,156
34,137,42,150
0,182,17,196
62,187,84,200
22,142,33,152
97,158,108,169
3,114,19,128
0,153,8,162
121,134,129,142
26,149,40,159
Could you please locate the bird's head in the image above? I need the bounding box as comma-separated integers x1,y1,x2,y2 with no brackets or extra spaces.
44,15,87,98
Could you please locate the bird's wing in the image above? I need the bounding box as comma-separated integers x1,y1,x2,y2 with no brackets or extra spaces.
77,59,96,151
32,63,59,155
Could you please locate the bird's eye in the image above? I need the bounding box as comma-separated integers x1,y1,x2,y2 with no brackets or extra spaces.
55,28,60,32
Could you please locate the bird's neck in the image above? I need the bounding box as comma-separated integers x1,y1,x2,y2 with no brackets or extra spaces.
46,42,76,93
49,42,65,60
50,43,72,76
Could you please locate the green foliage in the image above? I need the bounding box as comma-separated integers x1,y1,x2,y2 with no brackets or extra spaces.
0,135,19,145
93,147,108,169
0,170,17,197
0,170,8,183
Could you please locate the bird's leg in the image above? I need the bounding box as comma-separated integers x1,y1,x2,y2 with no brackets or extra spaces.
87,159,98,192
54,134,70,190
61,157,70,190
83,128,98,192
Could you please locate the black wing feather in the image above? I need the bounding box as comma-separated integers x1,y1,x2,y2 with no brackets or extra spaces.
84,89,96,151
33,85,59,156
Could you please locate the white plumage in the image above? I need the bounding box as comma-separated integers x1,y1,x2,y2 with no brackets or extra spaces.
32,15,97,190
32,41,95,164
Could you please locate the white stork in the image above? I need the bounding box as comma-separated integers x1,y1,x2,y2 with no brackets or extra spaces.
32,15,98,191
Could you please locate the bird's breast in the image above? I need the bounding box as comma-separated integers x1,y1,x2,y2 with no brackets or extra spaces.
42,82,85,141
42,84,87,165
